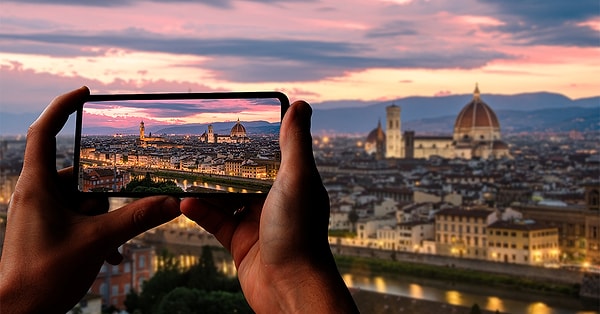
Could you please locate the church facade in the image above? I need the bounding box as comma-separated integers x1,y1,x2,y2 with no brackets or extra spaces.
366,85,510,160
200,118,250,144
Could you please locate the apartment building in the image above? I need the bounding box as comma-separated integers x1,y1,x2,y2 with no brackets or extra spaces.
434,208,497,260
487,220,559,265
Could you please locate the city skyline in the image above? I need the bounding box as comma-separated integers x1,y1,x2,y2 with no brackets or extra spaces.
0,0,598,120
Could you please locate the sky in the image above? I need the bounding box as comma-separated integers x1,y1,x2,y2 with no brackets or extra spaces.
83,97,283,130
0,0,599,116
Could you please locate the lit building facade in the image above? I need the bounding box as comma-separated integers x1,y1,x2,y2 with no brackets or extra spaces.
434,207,497,260
487,220,560,265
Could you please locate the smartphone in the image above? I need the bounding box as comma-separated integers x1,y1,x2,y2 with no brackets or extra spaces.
74,91,289,197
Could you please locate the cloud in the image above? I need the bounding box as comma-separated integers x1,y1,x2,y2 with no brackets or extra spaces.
480,0,599,47
0,29,512,82
0,62,220,113
480,0,598,24
365,21,419,38
1,0,312,9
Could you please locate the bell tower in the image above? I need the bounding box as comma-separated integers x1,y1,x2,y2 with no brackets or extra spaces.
139,121,145,140
385,104,402,158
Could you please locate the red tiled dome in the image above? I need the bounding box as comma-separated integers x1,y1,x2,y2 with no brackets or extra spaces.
231,119,246,137
454,85,500,133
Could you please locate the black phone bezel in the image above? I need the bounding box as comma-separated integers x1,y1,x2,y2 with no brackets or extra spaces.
74,91,290,198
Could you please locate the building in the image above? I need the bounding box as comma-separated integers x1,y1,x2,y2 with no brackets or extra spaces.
80,167,131,192
396,221,435,252
385,105,402,158
89,242,155,309
487,219,560,265
512,195,600,263
241,160,267,179
368,85,511,160
365,120,386,160
434,207,498,259
200,119,250,144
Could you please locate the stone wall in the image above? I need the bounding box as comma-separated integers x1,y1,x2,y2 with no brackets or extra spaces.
332,244,583,285
580,273,600,299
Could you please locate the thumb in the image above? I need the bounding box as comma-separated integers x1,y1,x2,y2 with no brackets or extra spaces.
99,196,181,247
279,100,317,174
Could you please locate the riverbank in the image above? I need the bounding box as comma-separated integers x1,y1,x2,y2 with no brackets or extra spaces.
335,255,580,297
150,170,273,192
351,289,501,314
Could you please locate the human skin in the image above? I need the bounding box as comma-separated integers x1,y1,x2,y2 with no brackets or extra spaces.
180,100,360,313
0,87,182,313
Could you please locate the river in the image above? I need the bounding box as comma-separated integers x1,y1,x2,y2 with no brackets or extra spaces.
146,238,598,314
172,178,260,193
340,270,598,314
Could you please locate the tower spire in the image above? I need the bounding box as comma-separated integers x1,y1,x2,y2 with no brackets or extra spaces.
474,83,481,99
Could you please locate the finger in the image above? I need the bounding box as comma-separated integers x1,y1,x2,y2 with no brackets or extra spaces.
106,250,124,265
58,167,109,215
23,86,89,179
279,100,319,177
97,196,181,248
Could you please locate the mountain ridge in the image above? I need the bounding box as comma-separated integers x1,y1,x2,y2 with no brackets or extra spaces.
1,92,598,136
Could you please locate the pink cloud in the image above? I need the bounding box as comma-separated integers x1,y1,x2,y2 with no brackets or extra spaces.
0,62,222,113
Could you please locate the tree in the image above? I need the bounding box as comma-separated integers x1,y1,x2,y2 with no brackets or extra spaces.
121,172,184,193
186,246,241,292
123,289,140,314
137,250,183,313
156,288,252,314
470,303,482,314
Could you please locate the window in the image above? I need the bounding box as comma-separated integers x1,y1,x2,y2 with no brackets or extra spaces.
112,285,119,296
139,255,146,268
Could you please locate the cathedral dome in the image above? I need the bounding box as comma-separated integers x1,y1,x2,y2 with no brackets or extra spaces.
230,119,247,137
365,120,385,156
453,85,501,142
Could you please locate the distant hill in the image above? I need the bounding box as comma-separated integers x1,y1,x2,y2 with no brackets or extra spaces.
402,107,600,135
0,92,598,136
311,92,599,134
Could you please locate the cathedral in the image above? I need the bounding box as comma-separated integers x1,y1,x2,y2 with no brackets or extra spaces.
200,118,250,144
366,85,510,160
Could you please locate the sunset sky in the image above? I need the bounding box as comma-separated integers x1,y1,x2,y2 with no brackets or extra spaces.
1,0,598,116
83,97,283,129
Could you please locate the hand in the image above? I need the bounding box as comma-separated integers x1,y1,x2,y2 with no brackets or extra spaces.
180,101,358,313
0,87,181,313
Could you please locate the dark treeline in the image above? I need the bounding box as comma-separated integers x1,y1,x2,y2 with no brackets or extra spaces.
122,246,252,314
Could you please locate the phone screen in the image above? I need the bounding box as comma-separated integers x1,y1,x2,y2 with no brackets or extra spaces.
74,92,289,196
